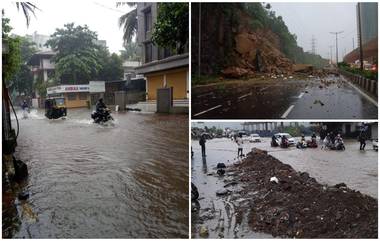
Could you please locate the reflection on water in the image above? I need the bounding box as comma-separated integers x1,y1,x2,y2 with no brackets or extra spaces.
8,108,188,238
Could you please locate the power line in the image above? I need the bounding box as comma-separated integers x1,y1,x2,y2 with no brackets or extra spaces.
330,31,344,64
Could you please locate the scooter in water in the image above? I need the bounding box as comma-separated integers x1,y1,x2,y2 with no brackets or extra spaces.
91,108,114,124
22,108,30,119
330,139,345,150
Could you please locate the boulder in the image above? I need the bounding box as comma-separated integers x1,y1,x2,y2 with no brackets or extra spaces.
221,66,249,79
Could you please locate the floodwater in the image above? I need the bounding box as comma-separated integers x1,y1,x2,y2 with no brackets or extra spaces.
6,108,189,238
192,75,378,119
191,137,378,238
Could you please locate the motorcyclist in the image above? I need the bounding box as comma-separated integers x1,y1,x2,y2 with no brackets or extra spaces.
96,98,107,113
334,134,345,150
281,135,288,148
297,134,307,149
311,132,317,141
21,100,29,110
271,135,279,147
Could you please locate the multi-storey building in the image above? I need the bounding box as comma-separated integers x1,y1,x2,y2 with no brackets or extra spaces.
135,3,189,110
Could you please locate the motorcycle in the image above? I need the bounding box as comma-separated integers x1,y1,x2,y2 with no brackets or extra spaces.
330,139,345,150
280,138,289,148
296,140,307,149
271,138,279,147
91,108,114,124
22,108,30,119
307,140,318,148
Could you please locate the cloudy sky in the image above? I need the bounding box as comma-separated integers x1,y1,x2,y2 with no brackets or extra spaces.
3,1,134,54
270,2,358,61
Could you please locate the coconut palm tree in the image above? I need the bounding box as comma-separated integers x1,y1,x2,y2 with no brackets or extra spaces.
117,2,137,45
15,2,39,27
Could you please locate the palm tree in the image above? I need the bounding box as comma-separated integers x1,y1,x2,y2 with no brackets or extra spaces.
117,2,137,45
15,2,39,27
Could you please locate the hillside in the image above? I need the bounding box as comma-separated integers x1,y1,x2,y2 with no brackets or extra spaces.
191,3,328,78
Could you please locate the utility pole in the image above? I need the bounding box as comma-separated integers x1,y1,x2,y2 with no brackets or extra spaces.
198,3,201,78
352,37,355,50
357,2,364,70
329,45,334,65
311,35,317,54
330,31,344,65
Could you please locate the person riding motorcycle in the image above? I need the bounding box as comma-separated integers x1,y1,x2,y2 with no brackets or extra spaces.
271,135,279,147
21,100,29,110
334,134,345,150
297,134,307,149
307,132,318,148
96,98,107,112
92,98,113,123
280,135,289,148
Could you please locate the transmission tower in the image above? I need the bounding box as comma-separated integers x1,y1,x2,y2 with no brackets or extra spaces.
311,35,317,54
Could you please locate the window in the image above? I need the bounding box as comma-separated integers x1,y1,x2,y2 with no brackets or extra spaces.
67,93,77,100
144,9,152,39
79,93,88,100
145,42,153,63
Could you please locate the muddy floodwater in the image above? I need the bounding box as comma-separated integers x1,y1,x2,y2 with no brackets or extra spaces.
7,108,188,238
191,137,378,238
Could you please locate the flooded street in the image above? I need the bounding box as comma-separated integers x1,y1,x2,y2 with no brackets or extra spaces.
191,137,378,238
8,108,188,238
192,75,377,119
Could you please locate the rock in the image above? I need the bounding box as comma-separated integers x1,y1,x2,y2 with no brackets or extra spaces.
334,183,347,189
270,176,279,184
221,66,249,79
199,226,209,237
217,163,226,169
224,181,238,188
216,188,230,196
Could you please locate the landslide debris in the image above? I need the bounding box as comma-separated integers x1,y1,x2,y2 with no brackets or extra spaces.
229,148,378,238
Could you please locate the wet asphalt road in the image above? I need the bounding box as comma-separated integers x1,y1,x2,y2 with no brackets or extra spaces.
9,108,188,238
192,75,378,119
191,137,378,238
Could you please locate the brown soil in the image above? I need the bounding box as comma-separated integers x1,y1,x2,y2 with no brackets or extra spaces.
229,148,378,238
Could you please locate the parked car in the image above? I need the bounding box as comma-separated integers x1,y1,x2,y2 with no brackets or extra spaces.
274,133,296,146
373,139,378,151
249,133,261,143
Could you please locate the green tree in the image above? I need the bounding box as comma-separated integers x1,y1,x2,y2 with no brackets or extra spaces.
97,47,124,81
9,37,37,95
46,23,102,84
2,12,21,85
120,41,140,61
15,2,39,27
117,3,137,45
151,3,189,54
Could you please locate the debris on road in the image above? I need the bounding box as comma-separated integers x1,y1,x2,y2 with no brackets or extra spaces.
228,148,378,238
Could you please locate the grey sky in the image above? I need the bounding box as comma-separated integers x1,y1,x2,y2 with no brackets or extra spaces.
270,2,358,61
3,1,133,54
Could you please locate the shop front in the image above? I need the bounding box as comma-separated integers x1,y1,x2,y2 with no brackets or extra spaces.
47,85,90,108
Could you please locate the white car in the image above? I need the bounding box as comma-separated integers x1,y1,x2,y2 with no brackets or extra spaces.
274,133,296,146
373,139,378,151
249,134,261,142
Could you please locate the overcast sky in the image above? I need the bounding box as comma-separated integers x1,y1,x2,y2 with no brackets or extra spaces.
3,1,133,54
270,2,358,61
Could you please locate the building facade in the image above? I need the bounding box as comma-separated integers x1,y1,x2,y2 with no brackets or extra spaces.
135,3,189,102
357,2,378,45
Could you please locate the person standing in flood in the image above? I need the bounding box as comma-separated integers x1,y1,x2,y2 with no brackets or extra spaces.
236,133,244,157
199,133,207,157
358,131,367,150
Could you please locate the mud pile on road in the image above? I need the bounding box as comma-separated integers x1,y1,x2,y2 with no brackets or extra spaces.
229,148,378,238
222,29,294,78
